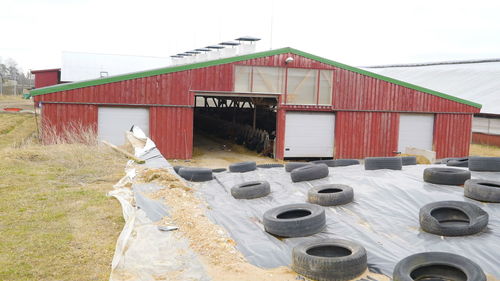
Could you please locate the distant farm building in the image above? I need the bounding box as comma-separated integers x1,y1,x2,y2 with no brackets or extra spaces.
30,45,481,159
366,59,500,146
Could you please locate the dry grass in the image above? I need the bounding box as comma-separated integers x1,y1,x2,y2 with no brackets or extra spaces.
400,153,431,164
41,121,99,146
0,113,37,148
0,95,34,111
0,114,126,281
0,95,25,101
470,143,500,157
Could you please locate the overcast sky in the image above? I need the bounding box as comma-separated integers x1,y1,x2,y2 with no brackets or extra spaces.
3,0,500,72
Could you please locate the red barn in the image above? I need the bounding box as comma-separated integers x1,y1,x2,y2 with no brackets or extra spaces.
30,68,61,89
29,47,481,159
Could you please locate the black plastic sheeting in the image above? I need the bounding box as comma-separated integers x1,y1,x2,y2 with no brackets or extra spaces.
195,165,500,278
134,184,169,222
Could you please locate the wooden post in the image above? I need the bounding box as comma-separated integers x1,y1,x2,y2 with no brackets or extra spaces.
102,140,145,164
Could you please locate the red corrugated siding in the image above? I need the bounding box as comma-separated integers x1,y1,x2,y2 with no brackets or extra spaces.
150,107,193,159
331,70,477,113
32,70,60,89
335,111,399,158
37,52,479,159
472,133,500,147
41,103,97,143
433,114,472,158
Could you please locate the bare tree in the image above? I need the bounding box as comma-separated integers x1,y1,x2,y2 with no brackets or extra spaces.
0,57,33,95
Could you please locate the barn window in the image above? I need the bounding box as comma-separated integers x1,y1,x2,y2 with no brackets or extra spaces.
286,68,317,104
234,65,252,92
318,70,333,105
234,65,285,93
287,69,333,105
253,67,285,93
234,65,333,105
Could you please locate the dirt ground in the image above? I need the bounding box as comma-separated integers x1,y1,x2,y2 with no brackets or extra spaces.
170,133,283,169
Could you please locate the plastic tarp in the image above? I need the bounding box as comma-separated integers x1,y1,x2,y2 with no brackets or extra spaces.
109,127,210,281
109,126,500,279
200,165,500,277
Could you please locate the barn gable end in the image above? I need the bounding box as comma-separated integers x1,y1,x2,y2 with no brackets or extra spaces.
31,48,481,159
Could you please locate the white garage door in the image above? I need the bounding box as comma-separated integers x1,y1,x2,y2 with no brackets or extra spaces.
98,107,149,145
398,113,434,152
284,112,335,158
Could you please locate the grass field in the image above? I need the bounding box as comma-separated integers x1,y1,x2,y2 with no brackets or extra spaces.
0,112,126,281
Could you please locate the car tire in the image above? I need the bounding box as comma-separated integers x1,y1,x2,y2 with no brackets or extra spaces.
229,161,257,173
447,157,469,167
231,181,271,199
469,156,500,172
440,158,456,164
393,252,486,281
178,167,213,182
285,162,312,172
364,157,402,170
263,203,326,237
291,164,329,182
310,159,336,167
292,239,367,281
419,201,488,236
423,167,471,185
333,159,360,167
212,168,227,173
173,165,184,174
256,163,284,169
401,156,417,166
308,184,354,206
464,179,500,203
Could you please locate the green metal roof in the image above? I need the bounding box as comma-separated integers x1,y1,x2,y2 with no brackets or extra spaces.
30,47,481,109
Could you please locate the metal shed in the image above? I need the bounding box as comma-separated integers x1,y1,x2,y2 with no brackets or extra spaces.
30,47,481,159
30,68,61,89
365,60,500,147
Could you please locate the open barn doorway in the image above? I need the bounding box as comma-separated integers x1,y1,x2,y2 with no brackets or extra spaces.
193,92,279,159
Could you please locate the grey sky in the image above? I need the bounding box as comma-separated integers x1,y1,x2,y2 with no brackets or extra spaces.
2,0,500,72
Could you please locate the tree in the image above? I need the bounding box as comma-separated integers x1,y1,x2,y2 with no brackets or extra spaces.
0,57,34,94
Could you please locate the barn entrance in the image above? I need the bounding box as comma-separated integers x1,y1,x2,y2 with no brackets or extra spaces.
193,91,279,158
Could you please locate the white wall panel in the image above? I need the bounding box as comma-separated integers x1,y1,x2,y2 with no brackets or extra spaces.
98,107,149,145
398,114,434,152
284,112,334,157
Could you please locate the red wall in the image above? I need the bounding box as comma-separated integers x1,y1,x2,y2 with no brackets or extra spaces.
36,52,479,159
150,107,193,159
32,69,60,89
41,103,97,143
433,114,472,158
334,111,399,158
472,133,500,147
